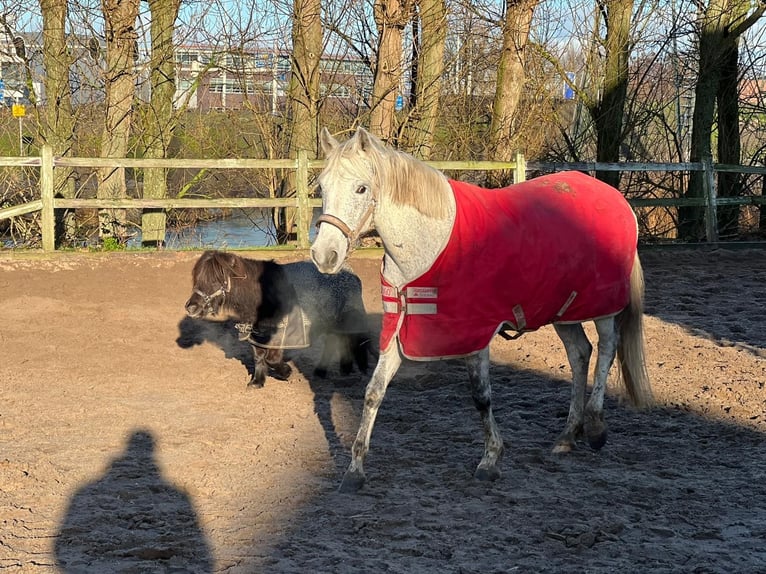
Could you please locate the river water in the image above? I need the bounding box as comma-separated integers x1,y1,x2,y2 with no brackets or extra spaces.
0,208,321,249
129,208,322,249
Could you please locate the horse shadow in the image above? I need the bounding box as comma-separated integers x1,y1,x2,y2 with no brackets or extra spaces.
251,358,766,572
54,429,213,573
176,314,379,475
640,248,766,356
176,316,257,379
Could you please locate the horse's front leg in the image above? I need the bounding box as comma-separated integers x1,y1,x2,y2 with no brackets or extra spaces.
339,344,402,493
250,345,269,388
552,323,592,452
466,347,504,481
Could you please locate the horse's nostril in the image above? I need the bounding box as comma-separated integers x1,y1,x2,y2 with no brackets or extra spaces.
185,302,199,317
311,247,339,271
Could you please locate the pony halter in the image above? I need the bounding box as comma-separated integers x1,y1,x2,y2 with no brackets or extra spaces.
315,201,375,252
194,275,231,313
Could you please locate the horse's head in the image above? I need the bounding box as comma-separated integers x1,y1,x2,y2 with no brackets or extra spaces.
185,250,246,318
311,126,383,274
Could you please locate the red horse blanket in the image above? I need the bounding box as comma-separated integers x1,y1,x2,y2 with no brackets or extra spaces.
380,171,638,360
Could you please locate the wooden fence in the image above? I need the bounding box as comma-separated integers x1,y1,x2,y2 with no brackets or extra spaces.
1,146,765,251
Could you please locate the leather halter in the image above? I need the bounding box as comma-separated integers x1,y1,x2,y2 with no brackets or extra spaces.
314,201,376,251
194,275,232,312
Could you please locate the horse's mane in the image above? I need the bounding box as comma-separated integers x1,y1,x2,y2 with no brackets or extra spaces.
331,130,451,220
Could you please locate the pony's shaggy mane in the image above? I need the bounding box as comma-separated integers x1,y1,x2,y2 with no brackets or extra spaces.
328,131,451,220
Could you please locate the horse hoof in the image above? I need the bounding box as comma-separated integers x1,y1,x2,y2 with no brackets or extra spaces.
339,360,353,375
587,430,607,451
474,465,500,482
552,440,575,454
338,470,366,493
271,363,292,381
247,379,265,389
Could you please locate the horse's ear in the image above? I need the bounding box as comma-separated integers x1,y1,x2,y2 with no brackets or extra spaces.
355,127,380,154
228,254,247,278
319,127,338,155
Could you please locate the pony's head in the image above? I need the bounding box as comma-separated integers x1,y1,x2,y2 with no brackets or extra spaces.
311,126,450,274
185,250,248,318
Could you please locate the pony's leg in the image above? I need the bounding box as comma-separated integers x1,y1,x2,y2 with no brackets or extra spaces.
552,323,592,453
583,316,619,450
265,348,291,381
352,334,371,374
250,346,269,388
339,344,402,493
465,347,504,481
314,334,337,378
337,334,355,375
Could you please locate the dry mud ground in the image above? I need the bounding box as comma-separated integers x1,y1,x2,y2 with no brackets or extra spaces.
1,247,765,574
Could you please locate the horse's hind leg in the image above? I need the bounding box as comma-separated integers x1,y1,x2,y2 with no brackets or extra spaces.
339,345,402,493
466,347,504,481
552,323,592,453
584,316,620,450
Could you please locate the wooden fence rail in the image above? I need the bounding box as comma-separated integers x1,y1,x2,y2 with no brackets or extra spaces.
1,146,765,251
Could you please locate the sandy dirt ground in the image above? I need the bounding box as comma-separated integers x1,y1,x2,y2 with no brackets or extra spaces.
1,247,765,574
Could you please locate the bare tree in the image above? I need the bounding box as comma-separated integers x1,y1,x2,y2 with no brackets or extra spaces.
370,0,413,140
487,0,539,185
39,0,76,243
139,0,181,247
276,0,322,242
590,0,635,189
680,0,764,240
98,0,140,243
400,0,446,159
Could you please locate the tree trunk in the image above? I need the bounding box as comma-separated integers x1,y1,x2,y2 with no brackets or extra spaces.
279,0,322,243
679,0,727,241
400,0,446,160
716,33,742,239
98,0,139,243
370,0,413,140
40,0,76,245
487,0,538,187
591,0,634,190
715,0,755,239
141,0,182,248
679,0,763,240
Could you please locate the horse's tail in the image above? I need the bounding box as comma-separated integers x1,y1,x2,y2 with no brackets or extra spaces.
616,253,653,408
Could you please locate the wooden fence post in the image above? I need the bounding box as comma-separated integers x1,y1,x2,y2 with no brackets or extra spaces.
40,145,55,252
514,152,526,183
295,149,311,249
702,155,718,244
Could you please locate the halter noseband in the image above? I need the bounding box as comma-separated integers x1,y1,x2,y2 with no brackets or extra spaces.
194,275,232,312
315,201,376,251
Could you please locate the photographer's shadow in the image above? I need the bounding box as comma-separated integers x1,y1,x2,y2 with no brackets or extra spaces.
55,429,213,573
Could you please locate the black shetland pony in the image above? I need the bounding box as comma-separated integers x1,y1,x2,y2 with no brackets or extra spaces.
185,250,372,387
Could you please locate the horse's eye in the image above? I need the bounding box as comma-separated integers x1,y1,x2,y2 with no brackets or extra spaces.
355,185,367,195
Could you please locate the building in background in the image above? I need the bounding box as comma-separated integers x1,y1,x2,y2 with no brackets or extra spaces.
0,17,37,106
172,44,373,114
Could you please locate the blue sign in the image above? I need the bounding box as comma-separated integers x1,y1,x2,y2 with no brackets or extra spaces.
563,72,575,100
395,95,404,111
0,79,5,101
